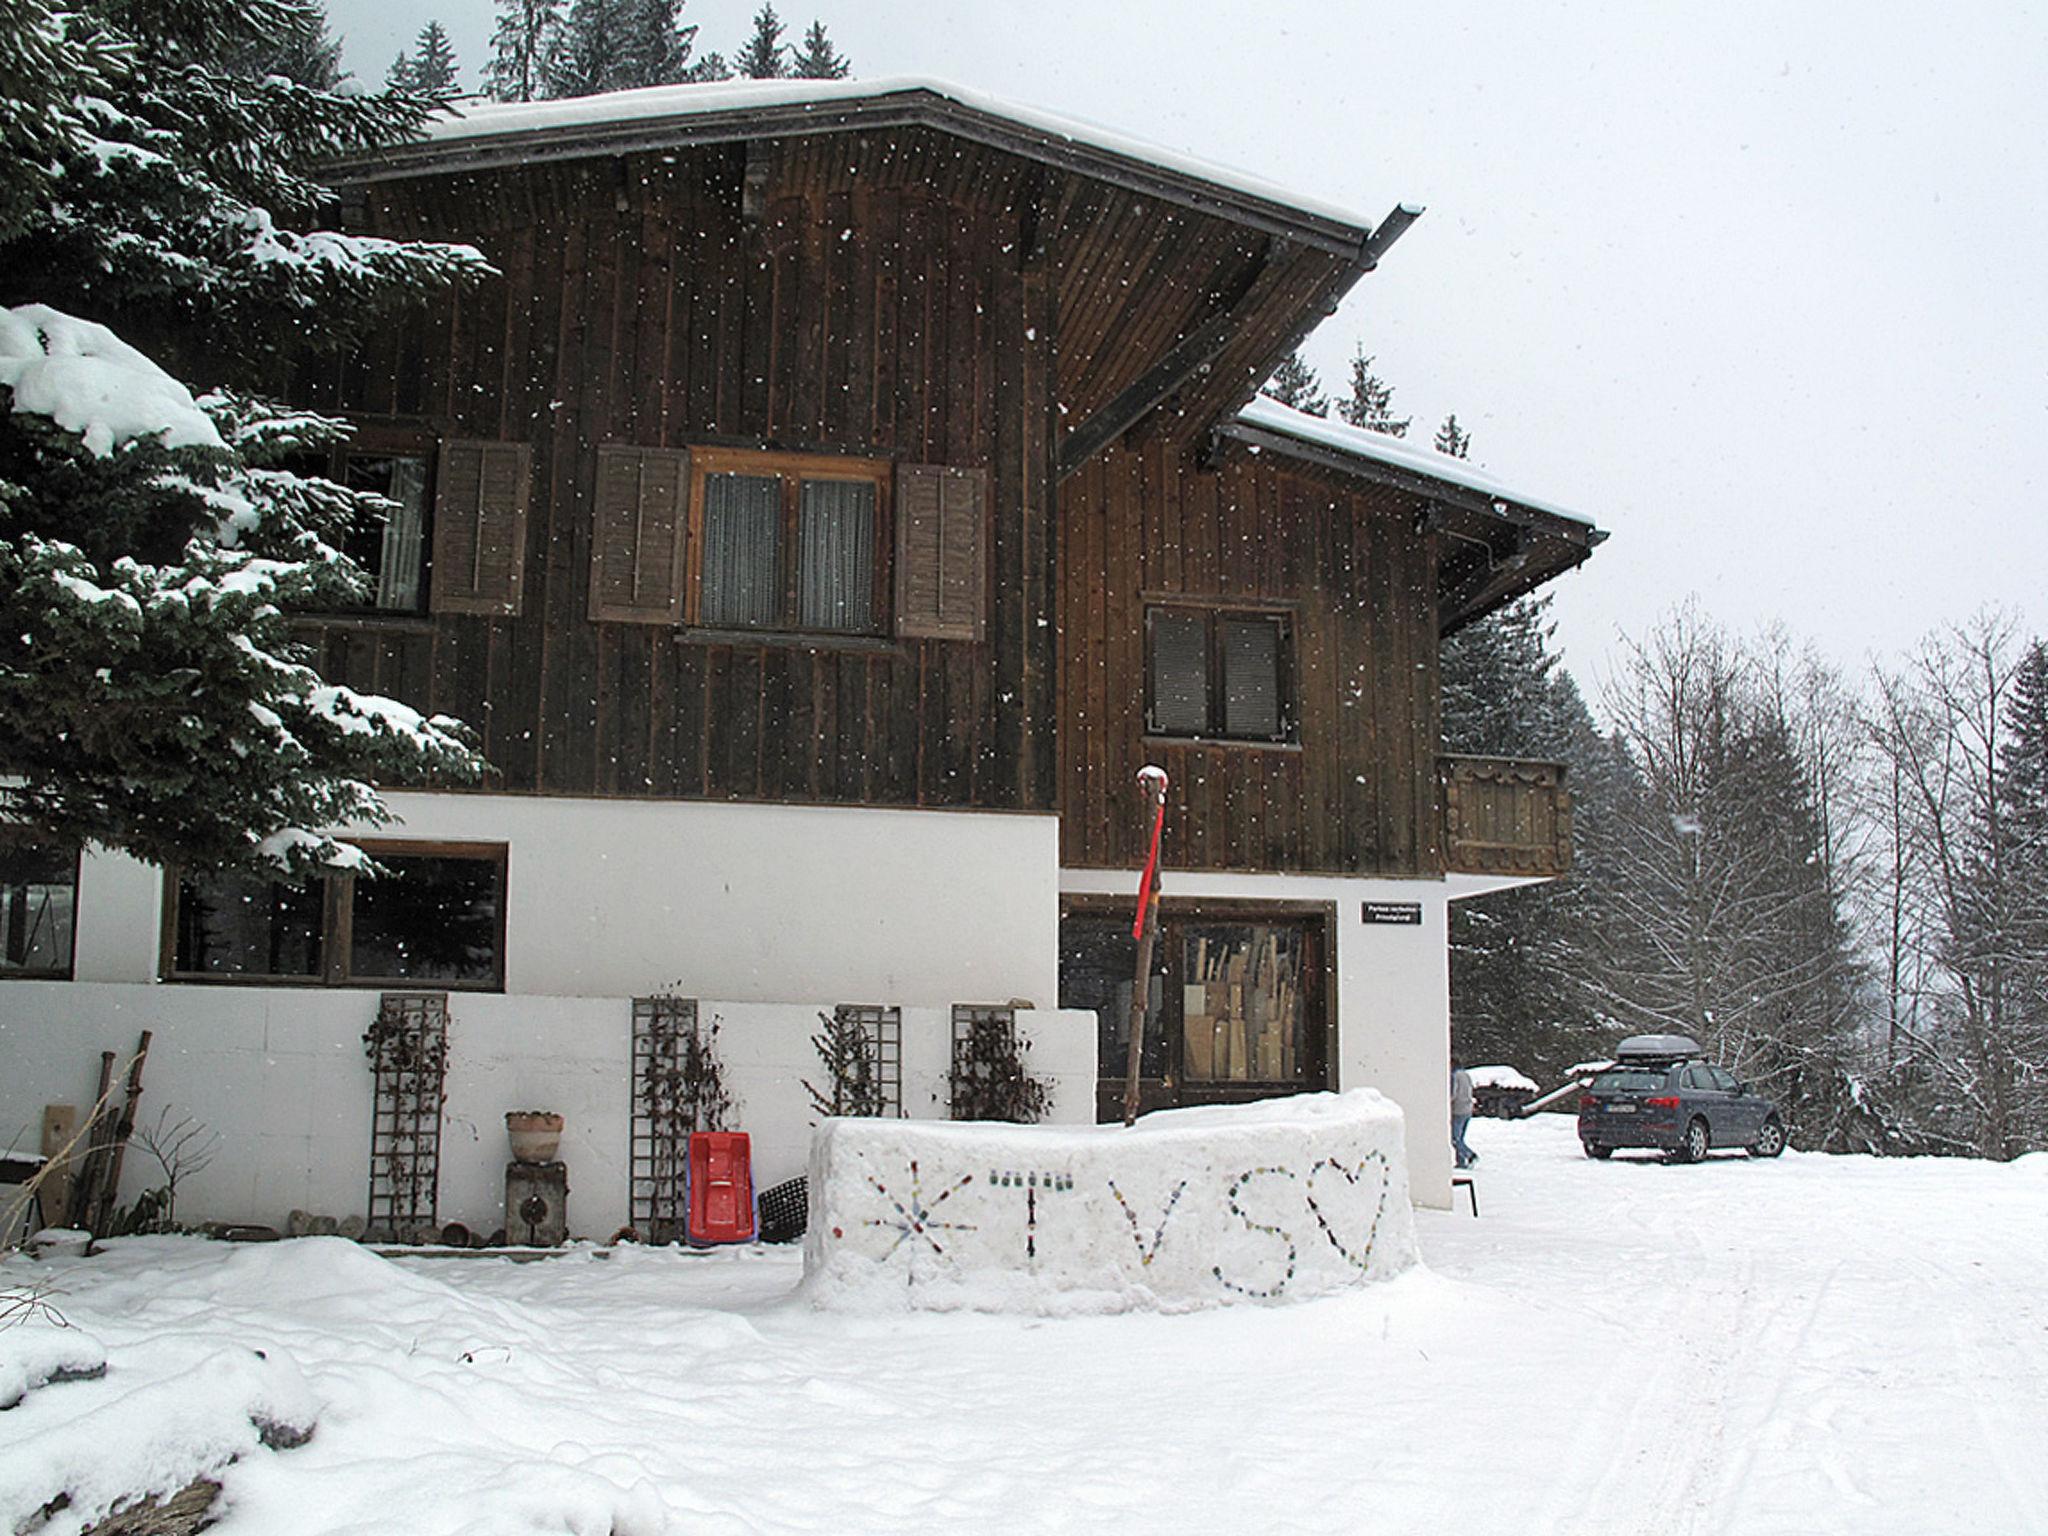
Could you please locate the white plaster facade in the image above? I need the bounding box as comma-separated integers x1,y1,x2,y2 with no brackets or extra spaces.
2,793,1092,1237
2,789,1492,1231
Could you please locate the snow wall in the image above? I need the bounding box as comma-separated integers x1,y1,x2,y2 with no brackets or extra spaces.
803,1090,1418,1314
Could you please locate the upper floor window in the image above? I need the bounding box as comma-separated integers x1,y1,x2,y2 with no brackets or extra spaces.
166,842,507,989
590,447,986,643
294,432,533,620
1146,604,1294,743
0,832,77,979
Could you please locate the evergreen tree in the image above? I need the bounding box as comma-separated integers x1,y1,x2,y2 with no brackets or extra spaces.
410,21,462,97
1442,597,1621,1084
548,0,702,95
1260,352,1328,416
218,1,347,89
680,50,732,81
0,0,489,876
1336,345,1410,437
790,19,850,79
736,3,788,78
618,0,700,87
1435,413,1470,459
385,50,418,92
486,0,564,102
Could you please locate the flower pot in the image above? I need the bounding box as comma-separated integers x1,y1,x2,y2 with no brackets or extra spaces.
506,1111,564,1165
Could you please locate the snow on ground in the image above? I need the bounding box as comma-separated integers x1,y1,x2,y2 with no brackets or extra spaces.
4,1115,2046,1535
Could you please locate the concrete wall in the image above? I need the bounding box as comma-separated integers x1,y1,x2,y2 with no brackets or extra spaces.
0,982,1096,1238
1060,867,1455,1208
71,791,1063,1008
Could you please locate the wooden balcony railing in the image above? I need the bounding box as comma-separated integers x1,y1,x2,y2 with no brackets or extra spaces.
1439,755,1573,879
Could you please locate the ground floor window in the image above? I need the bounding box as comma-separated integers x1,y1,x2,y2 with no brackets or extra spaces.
166,843,506,989
1060,902,1329,1121
0,833,78,979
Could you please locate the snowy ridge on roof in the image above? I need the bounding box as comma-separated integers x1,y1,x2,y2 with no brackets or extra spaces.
424,76,1375,233
1235,394,1595,530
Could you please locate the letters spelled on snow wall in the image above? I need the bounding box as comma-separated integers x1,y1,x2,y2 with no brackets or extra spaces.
589,444,690,624
894,463,987,642
430,440,532,617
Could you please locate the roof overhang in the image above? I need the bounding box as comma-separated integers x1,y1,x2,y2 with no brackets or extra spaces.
1214,398,1607,634
328,77,1389,262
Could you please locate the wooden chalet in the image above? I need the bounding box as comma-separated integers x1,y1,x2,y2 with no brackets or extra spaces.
1,78,1604,1221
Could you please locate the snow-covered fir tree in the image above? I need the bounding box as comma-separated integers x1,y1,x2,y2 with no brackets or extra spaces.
548,0,704,95
1336,345,1410,436
1261,352,1328,416
736,3,788,78
790,19,850,79
388,21,461,97
1435,413,1470,458
485,0,565,102
0,0,491,876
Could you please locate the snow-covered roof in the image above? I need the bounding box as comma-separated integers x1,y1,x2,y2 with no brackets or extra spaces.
358,77,1380,251
1232,395,1598,534
1468,1065,1539,1092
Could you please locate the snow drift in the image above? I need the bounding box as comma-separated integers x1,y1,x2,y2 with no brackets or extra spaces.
802,1090,1418,1314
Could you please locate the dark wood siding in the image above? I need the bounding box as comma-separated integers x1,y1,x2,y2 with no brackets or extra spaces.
294,139,1060,812
1058,443,1442,877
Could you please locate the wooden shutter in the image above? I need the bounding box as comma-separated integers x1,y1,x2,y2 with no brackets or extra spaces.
1219,615,1285,739
894,464,987,641
1149,608,1209,735
429,440,531,616
589,444,689,624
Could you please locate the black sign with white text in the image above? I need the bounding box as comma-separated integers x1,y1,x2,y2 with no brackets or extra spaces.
1361,901,1423,926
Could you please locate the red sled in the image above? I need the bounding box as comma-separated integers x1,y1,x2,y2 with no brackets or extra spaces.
686,1131,756,1245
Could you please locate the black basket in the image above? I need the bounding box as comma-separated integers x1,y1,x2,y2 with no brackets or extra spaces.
757,1176,808,1244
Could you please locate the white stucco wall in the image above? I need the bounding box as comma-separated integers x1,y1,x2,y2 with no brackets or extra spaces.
69,792,1062,1007
0,983,1096,1238
1059,867,1456,1208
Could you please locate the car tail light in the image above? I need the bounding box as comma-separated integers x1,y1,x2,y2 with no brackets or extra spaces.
1644,1095,1680,1109
1577,1093,1594,1118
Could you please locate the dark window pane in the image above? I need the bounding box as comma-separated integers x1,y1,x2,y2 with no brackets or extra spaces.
344,454,430,611
1220,616,1284,738
0,839,76,976
701,472,782,627
797,479,876,632
1149,609,1209,735
1059,918,1167,1082
174,873,324,977
349,855,502,984
1181,923,1309,1083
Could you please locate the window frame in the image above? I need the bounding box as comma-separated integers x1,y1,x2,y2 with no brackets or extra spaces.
684,446,893,638
297,422,441,618
1143,602,1297,745
0,830,80,981
160,840,508,991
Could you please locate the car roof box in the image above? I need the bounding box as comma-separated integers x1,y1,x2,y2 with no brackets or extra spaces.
1614,1033,1702,1062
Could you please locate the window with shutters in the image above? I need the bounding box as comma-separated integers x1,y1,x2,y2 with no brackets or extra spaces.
1145,604,1294,743
680,447,892,636
295,428,531,618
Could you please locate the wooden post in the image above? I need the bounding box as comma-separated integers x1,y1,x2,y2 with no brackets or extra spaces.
1123,766,1170,1127
39,1105,78,1232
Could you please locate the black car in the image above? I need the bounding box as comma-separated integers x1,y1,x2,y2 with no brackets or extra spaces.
1577,1035,1787,1162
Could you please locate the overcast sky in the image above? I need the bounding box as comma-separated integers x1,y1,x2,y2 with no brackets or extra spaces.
327,0,2047,692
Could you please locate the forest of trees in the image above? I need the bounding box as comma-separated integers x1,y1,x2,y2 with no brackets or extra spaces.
1263,353,2048,1162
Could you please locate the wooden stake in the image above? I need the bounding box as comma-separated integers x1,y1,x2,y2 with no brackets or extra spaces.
1124,766,1170,1126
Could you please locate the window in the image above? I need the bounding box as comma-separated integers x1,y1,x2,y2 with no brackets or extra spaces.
0,834,78,979
1146,605,1293,742
296,434,532,618
693,449,890,635
167,843,506,989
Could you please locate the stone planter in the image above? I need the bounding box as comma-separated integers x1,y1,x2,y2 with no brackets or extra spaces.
505,1111,564,1165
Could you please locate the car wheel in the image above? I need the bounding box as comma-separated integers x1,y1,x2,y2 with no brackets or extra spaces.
1679,1118,1710,1164
1750,1117,1786,1158
1583,1141,1613,1160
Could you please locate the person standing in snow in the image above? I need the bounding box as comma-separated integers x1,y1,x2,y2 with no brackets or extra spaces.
1451,1058,1478,1169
